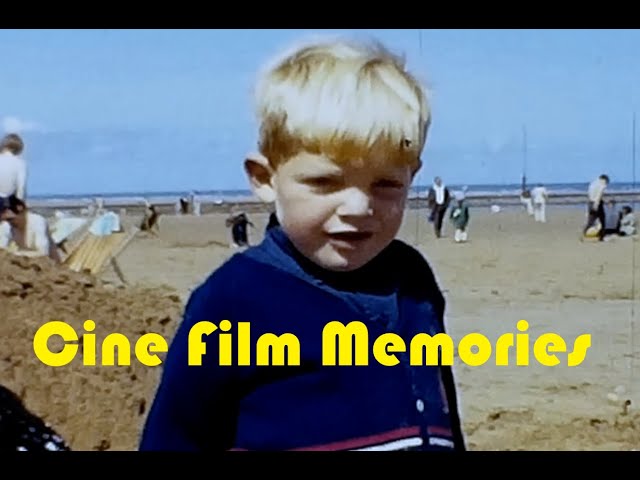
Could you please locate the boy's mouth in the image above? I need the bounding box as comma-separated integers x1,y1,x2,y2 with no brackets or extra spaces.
327,231,373,244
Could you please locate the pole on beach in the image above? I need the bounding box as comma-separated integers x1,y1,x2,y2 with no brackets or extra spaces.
628,111,637,400
521,125,527,192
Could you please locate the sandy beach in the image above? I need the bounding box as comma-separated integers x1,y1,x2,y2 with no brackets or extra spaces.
2,203,640,450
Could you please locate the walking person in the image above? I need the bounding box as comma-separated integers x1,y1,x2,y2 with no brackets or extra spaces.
427,176,451,238
583,174,609,241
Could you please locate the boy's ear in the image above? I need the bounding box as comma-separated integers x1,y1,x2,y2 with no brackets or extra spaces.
244,152,276,203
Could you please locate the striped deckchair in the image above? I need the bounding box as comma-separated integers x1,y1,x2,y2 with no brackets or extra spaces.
62,225,139,283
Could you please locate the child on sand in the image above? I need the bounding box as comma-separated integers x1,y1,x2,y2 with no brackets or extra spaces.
450,194,470,243
140,36,465,452
0,195,61,262
619,205,637,236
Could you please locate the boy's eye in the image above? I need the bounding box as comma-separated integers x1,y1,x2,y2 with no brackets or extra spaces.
373,179,404,189
303,176,342,188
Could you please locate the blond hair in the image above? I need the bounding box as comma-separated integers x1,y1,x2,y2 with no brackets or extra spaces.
254,37,430,169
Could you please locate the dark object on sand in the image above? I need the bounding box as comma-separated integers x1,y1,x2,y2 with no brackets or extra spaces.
0,384,71,451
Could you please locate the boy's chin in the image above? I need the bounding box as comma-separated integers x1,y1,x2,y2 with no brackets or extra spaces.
310,249,375,273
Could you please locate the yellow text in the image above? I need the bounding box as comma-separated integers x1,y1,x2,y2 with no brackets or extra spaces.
33,320,168,367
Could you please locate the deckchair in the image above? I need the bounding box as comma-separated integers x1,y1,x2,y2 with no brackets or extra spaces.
49,215,91,254
62,225,139,284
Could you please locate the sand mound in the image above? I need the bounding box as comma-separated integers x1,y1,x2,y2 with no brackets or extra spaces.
0,251,184,451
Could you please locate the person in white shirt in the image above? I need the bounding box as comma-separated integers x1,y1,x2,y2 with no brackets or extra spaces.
520,188,534,216
427,176,451,238
0,195,60,262
583,174,609,241
530,183,549,223
0,133,27,200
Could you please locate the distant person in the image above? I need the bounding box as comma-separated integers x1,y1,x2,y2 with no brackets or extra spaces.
427,176,451,238
87,197,106,218
619,206,637,237
185,191,202,216
140,204,160,236
583,174,609,241
189,192,196,213
0,195,61,262
520,187,534,216
179,197,190,215
530,183,548,223
225,211,254,247
0,133,27,201
449,194,470,243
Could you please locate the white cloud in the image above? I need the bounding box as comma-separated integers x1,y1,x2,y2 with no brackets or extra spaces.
1,116,43,134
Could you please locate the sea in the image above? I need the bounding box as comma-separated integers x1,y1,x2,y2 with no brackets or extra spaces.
26,182,640,209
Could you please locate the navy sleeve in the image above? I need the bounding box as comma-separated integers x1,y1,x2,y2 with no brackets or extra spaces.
139,277,240,451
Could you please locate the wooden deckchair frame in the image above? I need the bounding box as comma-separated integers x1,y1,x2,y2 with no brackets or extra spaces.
62,226,139,284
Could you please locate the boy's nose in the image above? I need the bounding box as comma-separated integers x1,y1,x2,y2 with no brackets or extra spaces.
336,187,373,217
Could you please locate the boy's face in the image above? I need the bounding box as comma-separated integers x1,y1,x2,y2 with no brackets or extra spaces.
248,151,416,272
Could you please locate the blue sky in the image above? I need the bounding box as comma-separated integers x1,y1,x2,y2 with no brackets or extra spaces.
1,29,639,195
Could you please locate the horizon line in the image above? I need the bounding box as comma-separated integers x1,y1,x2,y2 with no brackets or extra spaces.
26,179,640,199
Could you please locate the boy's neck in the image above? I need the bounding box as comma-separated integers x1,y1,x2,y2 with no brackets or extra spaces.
265,226,399,294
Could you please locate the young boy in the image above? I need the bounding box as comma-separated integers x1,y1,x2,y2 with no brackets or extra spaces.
140,37,466,451
450,195,470,243
619,205,636,236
